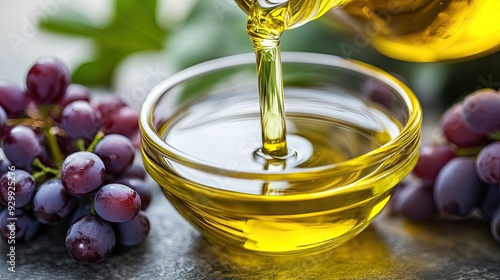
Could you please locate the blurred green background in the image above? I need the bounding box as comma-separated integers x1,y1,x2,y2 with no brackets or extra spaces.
1,0,499,113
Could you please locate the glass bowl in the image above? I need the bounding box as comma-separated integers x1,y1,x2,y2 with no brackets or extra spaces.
139,52,422,256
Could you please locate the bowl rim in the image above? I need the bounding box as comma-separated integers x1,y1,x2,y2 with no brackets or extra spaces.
139,52,422,181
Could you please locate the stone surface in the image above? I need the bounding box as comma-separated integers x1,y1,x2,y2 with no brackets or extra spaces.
1,180,500,280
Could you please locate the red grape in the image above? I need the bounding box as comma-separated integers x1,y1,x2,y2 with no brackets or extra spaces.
461,89,500,135
412,144,456,181
479,185,500,221
114,211,150,247
0,81,29,116
113,177,152,210
61,151,106,196
94,184,141,223
65,214,115,263
440,103,487,147
120,163,147,180
58,84,91,109
395,180,437,221
0,153,11,175
94,134,135,174
434,157,486,217
61,101,102,141
32,179,77,224
363,78,397,110
1,125,41,170
0,106,6,131
0,169,36,208
95,96,126,119
0,208,41,242
475,141,500,185
104,106,139,138
26,57,70,104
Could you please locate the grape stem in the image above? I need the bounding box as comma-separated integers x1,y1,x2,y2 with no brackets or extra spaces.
32,158,60,180
86,131,105,153
489,131,500,141
75,139,86,151
89,196,96,215
456,146,482,157
5,118,44,128
39,105,65,166
74,131,104,152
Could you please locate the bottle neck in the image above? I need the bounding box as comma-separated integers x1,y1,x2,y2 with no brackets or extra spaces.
238,0,350,30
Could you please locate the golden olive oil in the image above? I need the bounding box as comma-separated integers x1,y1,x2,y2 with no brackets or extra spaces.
244,0,343,158
237,0,500,61
161,89,400,195
339,0,500,61
237,0,347,30
158,88,404,253
246,2,289,157
240,0,498,161
151,0,423,254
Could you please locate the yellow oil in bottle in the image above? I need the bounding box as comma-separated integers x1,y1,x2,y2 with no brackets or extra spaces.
339,0,500,61
237,0,500,61
236,0,348,30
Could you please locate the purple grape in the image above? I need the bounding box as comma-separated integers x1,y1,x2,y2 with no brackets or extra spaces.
386,180,409,215
461,89,500,135
479,185,500,221
0,81,29,116
114,211,150,247
120,164,147,180
492,207,500,242
104,107,139,138
0,106,6,131
412,144,456,181
0,208,41,242
26,57,70,104
113,177,151,210
440,103,487,147
395,180,437,221
58,84,91,109
94,134,135,175
32,179,77,225
0,153,11,174
475,142,500,185
94,184,141,223
363,78,397,110
95,96,126,120
60,101,102,141
434,157,486,217
57,134,78,155
1,125,41,170
65,214,115,263
61,151,106,196
0,169,36,208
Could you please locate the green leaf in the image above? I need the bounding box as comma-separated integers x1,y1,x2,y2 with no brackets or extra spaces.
39,0,168,87
71,50,129,86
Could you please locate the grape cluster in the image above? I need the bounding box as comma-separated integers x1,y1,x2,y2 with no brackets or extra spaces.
0,57,151,263
388,88,500,243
